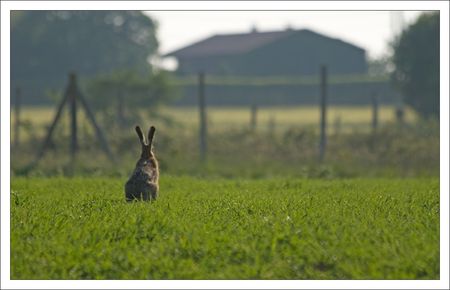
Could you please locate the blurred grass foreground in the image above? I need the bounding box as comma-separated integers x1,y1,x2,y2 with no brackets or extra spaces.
11,177,439,279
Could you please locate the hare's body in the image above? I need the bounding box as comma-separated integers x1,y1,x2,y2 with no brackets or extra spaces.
125,158,159,201
125,126,159,202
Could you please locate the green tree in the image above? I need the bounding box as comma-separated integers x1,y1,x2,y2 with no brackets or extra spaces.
11,11,158,104
86,69,176,130
367,56,391,77
391,12,440,119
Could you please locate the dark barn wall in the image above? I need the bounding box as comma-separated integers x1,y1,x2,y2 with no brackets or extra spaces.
175,30,368,76
229,31,367,76
177,55,238,75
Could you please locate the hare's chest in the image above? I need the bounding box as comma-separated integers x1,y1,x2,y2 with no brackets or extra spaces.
131,168,150,180
131,165,157,181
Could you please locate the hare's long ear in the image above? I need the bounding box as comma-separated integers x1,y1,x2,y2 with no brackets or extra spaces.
135,126,146,145
148,126,156,147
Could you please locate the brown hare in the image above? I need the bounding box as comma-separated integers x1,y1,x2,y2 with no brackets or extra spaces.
125,125,159,202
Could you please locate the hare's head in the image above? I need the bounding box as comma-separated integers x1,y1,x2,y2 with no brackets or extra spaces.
135,125,156,159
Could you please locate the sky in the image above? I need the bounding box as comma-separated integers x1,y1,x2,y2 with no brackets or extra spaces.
145,11,423,70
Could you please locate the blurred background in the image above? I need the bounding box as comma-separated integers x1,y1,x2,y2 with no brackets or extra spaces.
10,11,440,178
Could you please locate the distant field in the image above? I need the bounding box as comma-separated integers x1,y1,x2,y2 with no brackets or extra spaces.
13,105,417,137
11,176,439,279
162,105,417,132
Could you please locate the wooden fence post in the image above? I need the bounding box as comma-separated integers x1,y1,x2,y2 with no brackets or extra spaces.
319,65,328,162
69,73,78,161
14,86,21,148
250,102,258,132
198,72,207,161
371,92,379,133
32,72,115,169
395,105,404,125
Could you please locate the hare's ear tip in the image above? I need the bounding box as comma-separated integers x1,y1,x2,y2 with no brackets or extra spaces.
151,126,156,130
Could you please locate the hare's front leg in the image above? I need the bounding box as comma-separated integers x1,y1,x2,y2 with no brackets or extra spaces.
144,182,159,201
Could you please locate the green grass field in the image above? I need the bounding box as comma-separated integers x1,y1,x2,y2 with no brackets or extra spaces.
11,176,439,279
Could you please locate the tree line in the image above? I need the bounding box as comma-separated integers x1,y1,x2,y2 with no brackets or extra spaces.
11,11,440,119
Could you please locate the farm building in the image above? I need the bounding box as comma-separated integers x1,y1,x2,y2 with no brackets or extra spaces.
164,27,400,107
165,28,368,76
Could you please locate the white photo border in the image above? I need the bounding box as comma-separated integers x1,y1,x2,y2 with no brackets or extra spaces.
1,1,448,289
